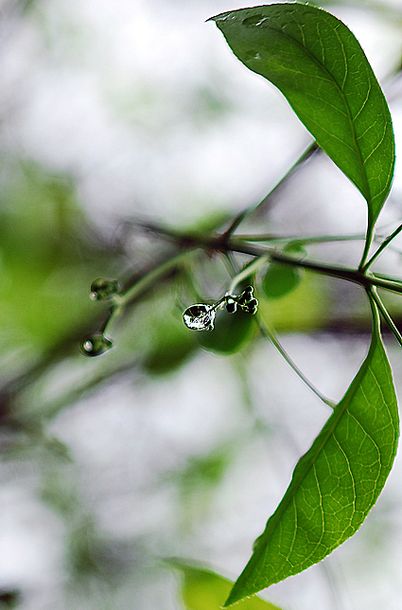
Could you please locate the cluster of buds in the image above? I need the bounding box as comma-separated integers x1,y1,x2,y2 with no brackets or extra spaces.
225,285,258,315
183,285,258,331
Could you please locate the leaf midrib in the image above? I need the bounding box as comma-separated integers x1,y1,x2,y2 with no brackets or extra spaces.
250,340,376,578
253,17,372,204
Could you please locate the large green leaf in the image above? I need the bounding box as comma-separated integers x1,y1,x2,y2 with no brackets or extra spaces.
175,563,281,610
211,4,395,231
225,302,399,605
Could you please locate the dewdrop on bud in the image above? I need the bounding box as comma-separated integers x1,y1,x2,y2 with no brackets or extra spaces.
245,298,258,315
238,285,254,305
225,297,238,314
183,304,216,331
80,333,113,357
89,278,119,301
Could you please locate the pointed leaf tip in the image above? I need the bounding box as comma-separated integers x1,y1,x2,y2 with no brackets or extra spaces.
213,4,395,233
225,301,399,602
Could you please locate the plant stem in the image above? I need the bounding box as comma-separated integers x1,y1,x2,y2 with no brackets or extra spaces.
257,316,336,409
362,222,402,271
368,287,402,347
129,223,402,295
358,223,375,271
222,141,318,238
228,256,268,293
120,250,193,304
99,249,197,336
236,232,365,245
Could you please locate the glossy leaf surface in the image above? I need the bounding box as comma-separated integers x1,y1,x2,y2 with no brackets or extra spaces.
225,304,399,605
211,4,395,230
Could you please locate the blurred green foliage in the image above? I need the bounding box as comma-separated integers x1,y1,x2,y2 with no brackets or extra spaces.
0,162,118,360
197,309,255,355
175,563,281,610
262,245,305,300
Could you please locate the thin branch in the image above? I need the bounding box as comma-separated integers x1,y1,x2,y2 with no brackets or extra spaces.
228,256,268,293
362,222,402,271
358,223,375,271
257,316,336,409
235,231,365,245
222,141,319,238
368,287,402,348
134,224,402,295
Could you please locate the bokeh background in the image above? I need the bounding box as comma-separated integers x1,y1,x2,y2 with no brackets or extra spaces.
1,0,402,608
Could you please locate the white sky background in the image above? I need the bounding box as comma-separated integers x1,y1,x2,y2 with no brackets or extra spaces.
0,1,402,609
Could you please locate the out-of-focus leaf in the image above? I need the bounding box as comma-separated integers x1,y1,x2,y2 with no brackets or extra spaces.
197,309,255,354
143,336,196,375
225,303,399,605
0,589,20,609
174,563,281,610
262,245,305,299
177,449,231,490
211,4,395,233
0,162,117,355
141,292,197,375
259,273,327,331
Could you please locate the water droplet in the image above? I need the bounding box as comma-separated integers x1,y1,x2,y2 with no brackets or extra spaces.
183,304,216,331
80,333,113,357
238,285,254,306
238,287,258,314
242,14,268,27
226,298,237,314
245,50,262,62
89,278,119,301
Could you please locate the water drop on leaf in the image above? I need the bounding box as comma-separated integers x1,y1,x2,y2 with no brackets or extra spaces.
242,14,267,26
80,333,113,357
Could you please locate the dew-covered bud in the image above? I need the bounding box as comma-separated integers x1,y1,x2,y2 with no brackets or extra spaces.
238,285,254,306
89,278,119,301
241,297,258,315
183,304,216,331
80,333,113,357
225,298,238,314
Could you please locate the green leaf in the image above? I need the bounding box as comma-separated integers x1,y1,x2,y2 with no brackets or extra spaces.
175,562,281,610
225,302,399,605
211,4,395,231
262,245,305,299
197,309,255,354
